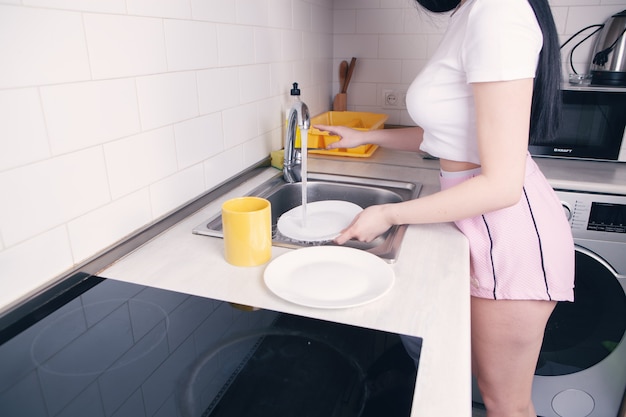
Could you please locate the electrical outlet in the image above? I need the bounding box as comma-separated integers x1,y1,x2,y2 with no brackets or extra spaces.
382,89,407,109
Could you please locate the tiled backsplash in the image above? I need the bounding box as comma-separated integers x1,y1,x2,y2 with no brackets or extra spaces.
0,0,334,312
1,0,625,313
335,0,626,124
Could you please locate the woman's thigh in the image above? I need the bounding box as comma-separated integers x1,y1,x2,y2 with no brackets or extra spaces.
471,296,556,412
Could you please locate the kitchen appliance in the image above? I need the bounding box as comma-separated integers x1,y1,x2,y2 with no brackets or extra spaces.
472,188,626,417
590,10,626,87
529,85,626,162
531,189,626,417
0,274,419,417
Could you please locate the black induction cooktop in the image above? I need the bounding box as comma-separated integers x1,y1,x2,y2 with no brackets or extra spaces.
0,273,420,417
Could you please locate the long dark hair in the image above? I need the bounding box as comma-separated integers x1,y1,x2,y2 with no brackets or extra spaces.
526,0,562,144
415,0,562,143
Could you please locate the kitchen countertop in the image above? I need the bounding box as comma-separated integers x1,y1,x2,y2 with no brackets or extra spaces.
100,151,473,417
533,156,626,195
98,148,626,417
349,148,626,195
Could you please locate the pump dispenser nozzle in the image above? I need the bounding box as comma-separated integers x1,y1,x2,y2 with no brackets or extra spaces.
290,82,301,96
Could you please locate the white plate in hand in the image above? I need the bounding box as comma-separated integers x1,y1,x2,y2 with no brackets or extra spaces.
276,200,362,242
264,246,394,309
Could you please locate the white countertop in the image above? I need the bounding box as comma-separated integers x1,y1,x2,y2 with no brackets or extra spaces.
97,149,626,417
99,155,473,417
349,148,626,195
534,156,626,195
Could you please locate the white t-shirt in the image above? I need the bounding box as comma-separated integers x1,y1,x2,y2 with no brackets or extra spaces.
406,0,542,164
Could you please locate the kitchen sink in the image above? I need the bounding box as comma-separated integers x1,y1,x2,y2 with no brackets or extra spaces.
192,172,422,262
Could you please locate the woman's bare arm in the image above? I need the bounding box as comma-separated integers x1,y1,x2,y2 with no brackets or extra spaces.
314,125,425,153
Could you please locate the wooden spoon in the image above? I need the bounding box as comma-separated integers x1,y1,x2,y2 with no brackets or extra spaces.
342,57,357,93
339,60,348,92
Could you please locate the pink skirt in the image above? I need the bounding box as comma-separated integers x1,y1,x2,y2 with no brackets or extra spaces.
440,156,575,301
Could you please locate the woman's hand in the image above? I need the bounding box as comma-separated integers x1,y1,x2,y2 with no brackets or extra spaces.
313,124,367,149
315,124,425,152
334,204,395,245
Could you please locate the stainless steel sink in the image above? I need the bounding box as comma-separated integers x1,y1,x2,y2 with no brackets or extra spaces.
193,172,422,262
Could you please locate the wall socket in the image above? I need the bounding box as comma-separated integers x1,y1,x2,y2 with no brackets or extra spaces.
382,89,407,109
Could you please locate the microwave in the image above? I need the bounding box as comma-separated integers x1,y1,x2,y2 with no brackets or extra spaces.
529,85,626,162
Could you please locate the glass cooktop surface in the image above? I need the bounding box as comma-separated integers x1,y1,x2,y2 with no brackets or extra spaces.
0,274,420,417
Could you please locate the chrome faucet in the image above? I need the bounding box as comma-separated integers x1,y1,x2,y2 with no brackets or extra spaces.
283,94,310,183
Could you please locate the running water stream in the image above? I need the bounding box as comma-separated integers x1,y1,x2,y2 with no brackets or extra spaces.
276,126,362,243
300,128,308,227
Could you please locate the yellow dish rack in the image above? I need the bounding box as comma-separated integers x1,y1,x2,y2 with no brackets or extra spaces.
296,111,388,158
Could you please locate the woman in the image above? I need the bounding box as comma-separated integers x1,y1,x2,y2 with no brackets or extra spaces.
317,0,575,416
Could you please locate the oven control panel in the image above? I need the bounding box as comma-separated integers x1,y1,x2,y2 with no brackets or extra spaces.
556,190,626,243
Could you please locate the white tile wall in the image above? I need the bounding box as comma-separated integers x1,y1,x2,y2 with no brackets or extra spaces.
237,0,271,26
239,64,273,103
222,102,261,148
0,148,111,246
84,14,168,79
217,25,257,66
104,127,178,199
0,88,50,171
0,228,74,310
23,0,127,13
164,20,219,71
197,67,241,114
269,0,294,29
149,165,206,219
0,7,91,88
127,0,192,18
333,0,626,125
136,72,200,130
174,114,225,168
191,0,236,23
0,0,333,313
67,190,153,262
40,79,141,155
203,146,246,190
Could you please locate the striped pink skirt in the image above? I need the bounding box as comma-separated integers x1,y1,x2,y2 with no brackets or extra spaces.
440,156,575,301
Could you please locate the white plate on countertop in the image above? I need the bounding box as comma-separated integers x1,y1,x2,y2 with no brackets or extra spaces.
263,246,395,309
276,200,362,243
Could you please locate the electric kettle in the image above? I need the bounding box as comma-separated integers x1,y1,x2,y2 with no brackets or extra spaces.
590,9,626,86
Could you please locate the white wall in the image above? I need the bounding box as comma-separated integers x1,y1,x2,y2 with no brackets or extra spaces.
333,0,626,124
0,0,334,312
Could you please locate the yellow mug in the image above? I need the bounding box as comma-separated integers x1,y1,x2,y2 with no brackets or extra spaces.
221,197,272,266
